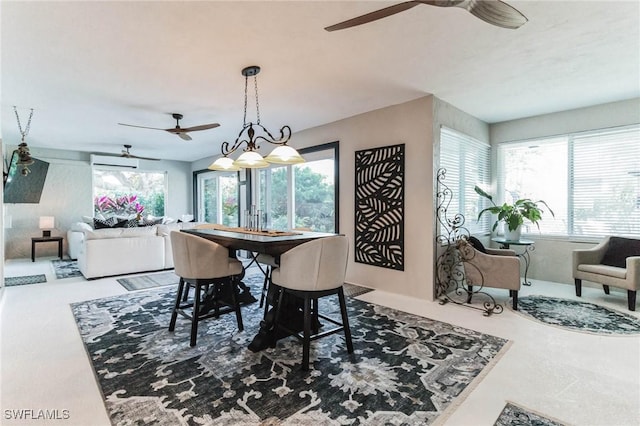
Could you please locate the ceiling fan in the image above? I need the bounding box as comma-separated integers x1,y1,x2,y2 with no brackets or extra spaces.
324,0,528,32
118,113,220,141
118,144,160,161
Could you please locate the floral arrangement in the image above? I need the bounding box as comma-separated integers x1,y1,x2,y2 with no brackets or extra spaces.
94,194,144,218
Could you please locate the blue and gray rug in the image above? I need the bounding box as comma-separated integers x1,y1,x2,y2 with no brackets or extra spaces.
51,259,83,279
515,295,640,335
71,277,509,424
494,402,566,426
5,274,47,286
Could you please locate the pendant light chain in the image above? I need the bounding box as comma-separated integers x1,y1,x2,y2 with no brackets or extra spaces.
254,74,261,125
13,106,34,142
243,75,249,126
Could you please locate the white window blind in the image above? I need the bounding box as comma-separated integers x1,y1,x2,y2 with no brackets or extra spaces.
498,124,640,238
571,126,640,237
440,127,491,235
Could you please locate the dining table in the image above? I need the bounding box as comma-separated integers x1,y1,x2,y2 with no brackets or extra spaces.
181,227,339,351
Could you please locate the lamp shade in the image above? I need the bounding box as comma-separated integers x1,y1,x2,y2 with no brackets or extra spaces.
208,157,241,171
264,145,305,165
39,216,55,229
234,151,269,168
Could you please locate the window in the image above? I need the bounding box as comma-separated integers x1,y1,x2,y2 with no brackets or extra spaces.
439,127,491,235
498,124,640,238
196,171,239,226
92,168,167,216
257,142,338,232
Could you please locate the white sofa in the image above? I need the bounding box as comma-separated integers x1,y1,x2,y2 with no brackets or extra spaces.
68,221,200,279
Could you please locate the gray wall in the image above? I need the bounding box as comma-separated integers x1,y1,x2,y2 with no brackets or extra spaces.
489,97,640,285
3,146,193,259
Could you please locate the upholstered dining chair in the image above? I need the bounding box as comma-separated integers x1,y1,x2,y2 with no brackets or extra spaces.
168,231,244,346
256,227,312,309
270,235,353,371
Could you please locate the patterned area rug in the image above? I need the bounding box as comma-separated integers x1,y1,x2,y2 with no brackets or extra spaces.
71,278,509,424
494,402,566,426
5,274,47,286
343,282,373,297
117,271,180,291
515,295,640,335
52,259,83,279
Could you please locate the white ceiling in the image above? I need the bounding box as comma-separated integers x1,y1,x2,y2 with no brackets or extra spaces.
2,1,639,162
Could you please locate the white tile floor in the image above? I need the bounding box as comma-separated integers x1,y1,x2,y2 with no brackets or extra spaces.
1,257,639,426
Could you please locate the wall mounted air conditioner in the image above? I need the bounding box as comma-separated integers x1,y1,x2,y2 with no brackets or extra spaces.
90,155,139,169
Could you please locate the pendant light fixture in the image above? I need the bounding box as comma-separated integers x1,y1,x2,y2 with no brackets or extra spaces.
209,66,304,171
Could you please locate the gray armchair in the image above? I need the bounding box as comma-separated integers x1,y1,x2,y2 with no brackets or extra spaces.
460,239,522,310
573,236,640,311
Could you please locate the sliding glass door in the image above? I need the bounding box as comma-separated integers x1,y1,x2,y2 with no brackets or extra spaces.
194,142,338,232
196,171,240,226
257,142,339,232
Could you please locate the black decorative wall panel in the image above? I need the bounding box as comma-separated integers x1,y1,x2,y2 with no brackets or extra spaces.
354,143,404,270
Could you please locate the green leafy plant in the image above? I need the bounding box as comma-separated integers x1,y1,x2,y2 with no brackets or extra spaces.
474,186,554,232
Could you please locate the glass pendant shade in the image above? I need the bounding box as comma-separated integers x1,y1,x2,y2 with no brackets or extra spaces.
234,151,269,168
208,156,240,171
264,145,305,165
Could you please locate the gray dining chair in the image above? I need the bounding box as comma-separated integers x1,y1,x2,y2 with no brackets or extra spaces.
256,227,312,308
168,231,244,346
270,235,353,371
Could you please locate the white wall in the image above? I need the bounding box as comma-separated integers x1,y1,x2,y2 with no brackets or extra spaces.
488,97,640,285
3,146,193,259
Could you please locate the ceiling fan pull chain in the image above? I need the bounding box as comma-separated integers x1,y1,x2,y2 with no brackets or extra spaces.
13,106,34,140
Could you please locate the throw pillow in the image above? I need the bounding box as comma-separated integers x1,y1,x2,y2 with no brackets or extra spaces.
467,236,488,254
601,237,640,268
94,217,117,229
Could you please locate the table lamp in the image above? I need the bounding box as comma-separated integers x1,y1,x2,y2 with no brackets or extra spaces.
39,216,55,237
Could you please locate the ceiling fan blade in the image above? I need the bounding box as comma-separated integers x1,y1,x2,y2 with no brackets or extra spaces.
118,123,168,131
181,123,220,132
324,1,421,31
461,0,528,29
177,132,192,141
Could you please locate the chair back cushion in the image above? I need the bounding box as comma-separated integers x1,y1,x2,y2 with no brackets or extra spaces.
272,236,349,291
170,231,241,279
601,237,640,268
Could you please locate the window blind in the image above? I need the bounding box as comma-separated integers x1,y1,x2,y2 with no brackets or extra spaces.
440,127,491,235
498,124,640,238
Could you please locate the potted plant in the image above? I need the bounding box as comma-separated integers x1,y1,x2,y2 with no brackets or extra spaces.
474,186,554,241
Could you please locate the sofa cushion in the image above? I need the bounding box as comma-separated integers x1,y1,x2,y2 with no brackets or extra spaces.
84,225,158,240
578,263,627,279
601,237,640,268
70,222,93,232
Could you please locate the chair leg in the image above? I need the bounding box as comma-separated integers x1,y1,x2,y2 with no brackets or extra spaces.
302,295,312,371
574,279,582,297
628,290,636,311
190,283,202,347
231,277,244,331
603,285,610,295
169,278,185,332
272,288,286,348
467,285,473,303
182,283,190,302
259,266,270,308
311,298,319,334
511,290,518,311
338,287,354,354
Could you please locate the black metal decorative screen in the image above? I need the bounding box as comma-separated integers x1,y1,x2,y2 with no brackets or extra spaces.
354,143,404,270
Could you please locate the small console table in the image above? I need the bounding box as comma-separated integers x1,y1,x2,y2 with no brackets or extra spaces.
31,236,64,262
492,237,535,286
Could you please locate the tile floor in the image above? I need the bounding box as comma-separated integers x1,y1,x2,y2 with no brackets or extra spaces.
1,257,638,426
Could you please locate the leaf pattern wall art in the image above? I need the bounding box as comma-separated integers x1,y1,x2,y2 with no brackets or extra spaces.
354,143,405,270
